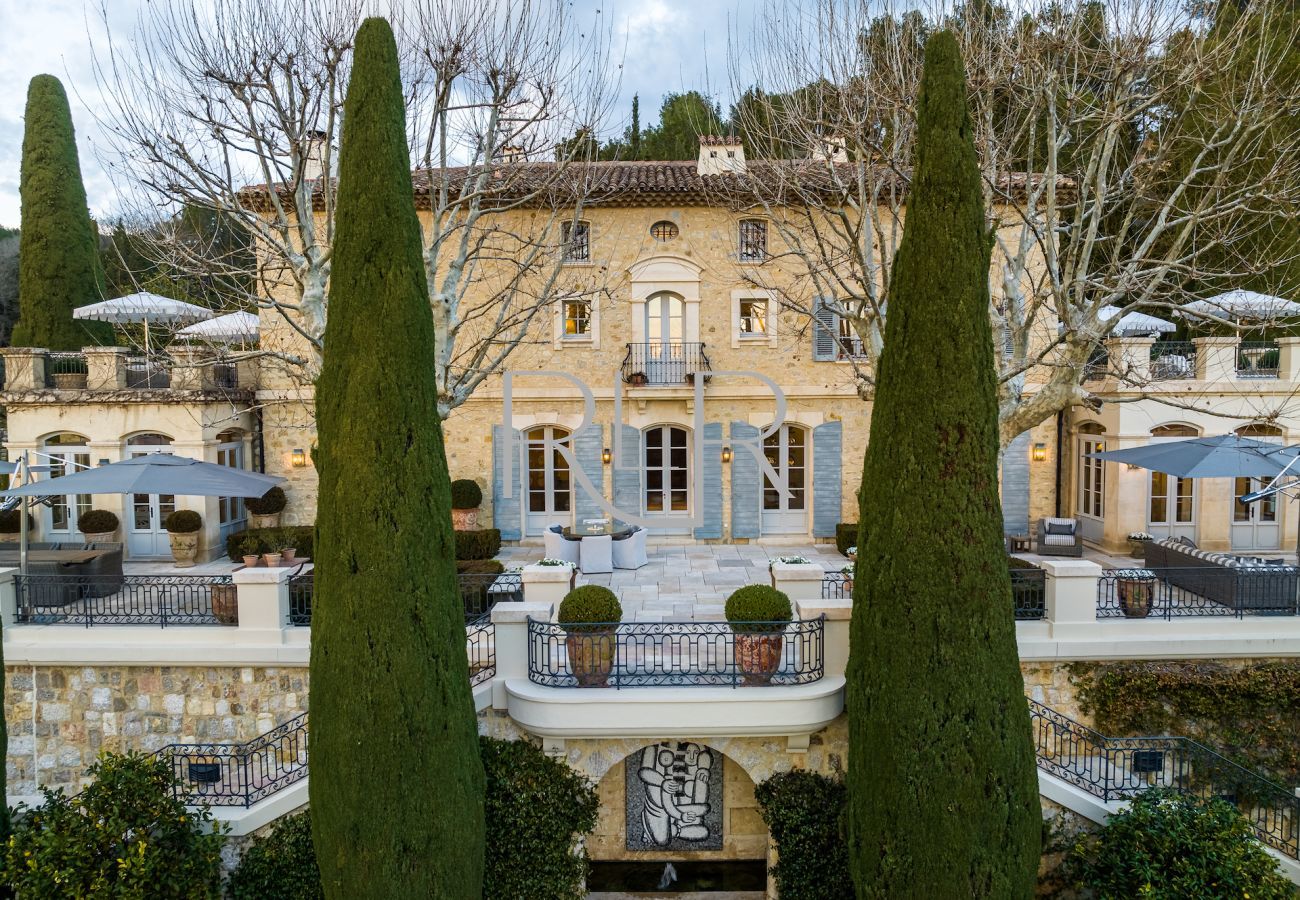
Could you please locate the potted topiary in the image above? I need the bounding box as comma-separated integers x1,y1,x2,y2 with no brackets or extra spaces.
245,486,286,529
840,563,855,594
725,585,793,685
164,509,203,568
0,509,35,543
450,479,483,531
1115,567,1155,618
1127,531,1153,559
210,582,238,625
77,509,120,544
557,585,622,687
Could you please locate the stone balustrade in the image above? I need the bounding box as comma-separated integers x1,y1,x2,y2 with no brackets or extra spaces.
0,345,249,394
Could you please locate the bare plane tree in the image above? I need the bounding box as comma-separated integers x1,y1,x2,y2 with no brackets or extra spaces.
729,0,1300,445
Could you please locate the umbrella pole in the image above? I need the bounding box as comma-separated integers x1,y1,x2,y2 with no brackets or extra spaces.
19,452,29,578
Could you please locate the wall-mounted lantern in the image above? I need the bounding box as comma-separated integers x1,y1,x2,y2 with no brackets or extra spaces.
602,448,612,465
1031,443,1048,462
721,446,733,464
291,448,307,468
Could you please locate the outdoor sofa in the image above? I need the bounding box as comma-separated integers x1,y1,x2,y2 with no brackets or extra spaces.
1142,537,1297,613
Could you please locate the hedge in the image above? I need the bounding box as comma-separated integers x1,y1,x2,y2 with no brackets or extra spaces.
455,528,501,561
227,526,316,561
835,523,857,556
228,812,321,900
754,770,853,900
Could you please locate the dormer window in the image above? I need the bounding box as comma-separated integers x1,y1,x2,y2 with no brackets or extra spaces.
739,219,767,262
561,220,590,262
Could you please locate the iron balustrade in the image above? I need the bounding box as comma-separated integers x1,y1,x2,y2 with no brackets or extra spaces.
160,712,308,808
822,572,851,599
126,356,171,388
1010,567,1046,620
1097,566,1299,618
15,574,234,626
468,616,495,686
1149,341,1197,380
284,571,521,626
45,351,88,387
1028,697,1299,859
213,361,238,390
621,342,712,387
526,616,825,688
288,571,313,626
1237,341,1280,378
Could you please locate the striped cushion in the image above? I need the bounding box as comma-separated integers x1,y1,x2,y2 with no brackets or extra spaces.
1042,534,1078,546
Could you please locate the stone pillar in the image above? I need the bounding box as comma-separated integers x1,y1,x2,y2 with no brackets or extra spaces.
794,598,851,680
0,567,16,628
1103,335,1154,385
82,347,129,391
490,598,554,709
770,561,826,602
520,563,574,606
233,563,294,641
0,348,48,391
166,344,213,391
1042,558,1102,626
234,356,259,391
1193,336,1238,381
1278,337,1300,383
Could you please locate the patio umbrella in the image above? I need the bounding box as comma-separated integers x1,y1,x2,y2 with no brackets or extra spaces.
176,311,259,344
74,293,214,354
1181,290,1300,321
1099,305,1177,336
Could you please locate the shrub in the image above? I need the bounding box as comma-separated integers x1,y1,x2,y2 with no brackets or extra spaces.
4,752,225,898
226,526,315,562
558,585,621,627
0,509,34,533
725,585,792,632
77,509,120,533
165,509,203,533
755,770,854,900
228,812,322,900
835,523,858,556
245,486,287,516
481,737,598,900
450,479,483,510
1073,789,1293,899
457,559,505,575
455,528,502,561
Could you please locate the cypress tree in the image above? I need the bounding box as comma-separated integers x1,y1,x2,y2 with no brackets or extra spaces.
845,30,1040,898
12,76,113,350
630,95,642,160
309,17,484,899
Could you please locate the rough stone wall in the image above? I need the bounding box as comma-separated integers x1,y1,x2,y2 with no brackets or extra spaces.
5,664,309,795
259,394,319,526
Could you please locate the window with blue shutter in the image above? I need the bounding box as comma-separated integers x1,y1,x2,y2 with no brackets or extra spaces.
491,424,524,541
1000,431,1031,535
812,298,839,361
695,422,723,539
730,422,761,538
812,421,842,537
612,425,642,519
573,424,605,522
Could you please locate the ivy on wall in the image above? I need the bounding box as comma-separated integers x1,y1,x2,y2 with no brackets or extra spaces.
1071,661,1300,784
754,770,854,900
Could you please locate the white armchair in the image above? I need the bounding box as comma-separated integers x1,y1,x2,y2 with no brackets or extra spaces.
612,527,648,569
579,535,613,574
543,525,580,565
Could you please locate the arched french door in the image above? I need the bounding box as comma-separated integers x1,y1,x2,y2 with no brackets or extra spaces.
1075,422,1106,544
525,426,572,535
644,425,691,533
645,292,686,385
215,429,247,542
1232,424,1282,551
41,433,91,539
761,425,808,534
126,433,176,558
1147,424,1198,543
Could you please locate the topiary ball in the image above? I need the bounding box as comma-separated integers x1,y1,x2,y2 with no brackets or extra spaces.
77,509,120,534
164,509,203,534
245,486,287,516
725,584,792,632
558,585,622,630
450,479,484,510
0,509,35,533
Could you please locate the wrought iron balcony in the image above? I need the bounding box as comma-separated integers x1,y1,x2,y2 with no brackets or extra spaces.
620,342,712,387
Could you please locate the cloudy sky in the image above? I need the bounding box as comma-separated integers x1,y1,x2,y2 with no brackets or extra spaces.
0,0,752,228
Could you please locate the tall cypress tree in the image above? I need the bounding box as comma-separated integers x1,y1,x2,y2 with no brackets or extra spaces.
309,17,484,899
846,30,1040,898
630,95,642,160
12,75,113,349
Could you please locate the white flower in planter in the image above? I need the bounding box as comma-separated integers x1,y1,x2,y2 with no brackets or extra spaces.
770,555,812,569
840,564,855,575
536,557,577,568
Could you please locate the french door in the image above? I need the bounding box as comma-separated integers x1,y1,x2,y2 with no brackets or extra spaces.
525,426,572,535
645,293,685,385
1232,476,1281,551
42,447,91,538
216,432,247,541
761,425,808,534
126,434,175,558
644,425,691,533
1148,471,1196,542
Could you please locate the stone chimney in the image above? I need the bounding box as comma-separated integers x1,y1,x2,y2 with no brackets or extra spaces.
811,134,848,163
696,136,746,176
499,145,527,163
302,129,332,182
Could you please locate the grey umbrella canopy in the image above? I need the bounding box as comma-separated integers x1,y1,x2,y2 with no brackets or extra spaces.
1,453,283,499
1086,435,1300,478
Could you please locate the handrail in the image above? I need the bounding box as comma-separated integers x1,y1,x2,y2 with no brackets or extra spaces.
158,712,309,808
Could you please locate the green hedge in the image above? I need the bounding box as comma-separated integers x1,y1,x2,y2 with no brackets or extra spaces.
754,770,854,900
227,526,316,561
558,585,621,625
835,523,857,556
455,528,501,561
450,479,483,510
457,559,505,575
228,813,321,900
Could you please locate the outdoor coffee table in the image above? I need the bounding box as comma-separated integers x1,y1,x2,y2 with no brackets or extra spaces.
562,523,633,540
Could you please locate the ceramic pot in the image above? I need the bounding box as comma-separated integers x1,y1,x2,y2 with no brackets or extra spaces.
263,552,283,568
242,555,260,568
281,548,297,563
249,512,281,529
80,531,115,545
733,631,785,685
169,532,200,568
451,508,479,530
564,629,617,687
210,584,239,625
1117,579,1154,618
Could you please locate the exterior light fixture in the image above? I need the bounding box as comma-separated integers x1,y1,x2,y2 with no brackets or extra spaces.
1126,463,1142,471
721,446,733,464
291,448,307,468
602,447,612,464
1031,443,1048,462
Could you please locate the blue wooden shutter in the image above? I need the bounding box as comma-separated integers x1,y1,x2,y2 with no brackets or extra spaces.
491,424,523,541
812,298,839,361
573,423,605,522
694,422,723,539
1000,431,1031,536
812,420,843,538
730,422,761,539
612,425,642,520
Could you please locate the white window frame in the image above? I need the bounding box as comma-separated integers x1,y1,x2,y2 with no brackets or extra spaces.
1078,436,1105,519
553,293,599,349
731,290,778,348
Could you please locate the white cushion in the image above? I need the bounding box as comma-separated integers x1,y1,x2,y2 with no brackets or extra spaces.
1042,534,1077,546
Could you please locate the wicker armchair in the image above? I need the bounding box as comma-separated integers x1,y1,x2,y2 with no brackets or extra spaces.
1036,518,1084,557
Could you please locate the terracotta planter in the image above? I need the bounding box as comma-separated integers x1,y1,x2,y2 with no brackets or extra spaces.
249,512,281,529
242,555,260,568
1117,578,1154,618
1128,540,1149,559
80,531,115,545
169,532,200,568
281,548,297,563
210,584,238,625
52,372,87,390
263,552,283,568
733,631,785,685
628,373,648,387
451,508,479,531
564,629,617,687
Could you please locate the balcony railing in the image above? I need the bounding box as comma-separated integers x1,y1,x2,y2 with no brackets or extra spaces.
1029,697,1299,859
1010,567,1046,620
160,712,308,808
1097,566,1299,618
126,355,171,388
468,616,495,686
822,572,851,599
1149,341,1197,381
1237,342,1280,378
621,342,711,387
288,571,313,626
213,360,239,390
526,617,825,688
45,352,89,389
15,574,235,626
285,571,521,627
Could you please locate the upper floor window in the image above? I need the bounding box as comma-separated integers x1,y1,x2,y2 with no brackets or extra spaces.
561,220,590,262
650,221,679,242
564,297,592,338
738,298,768,337
738,219,767,261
